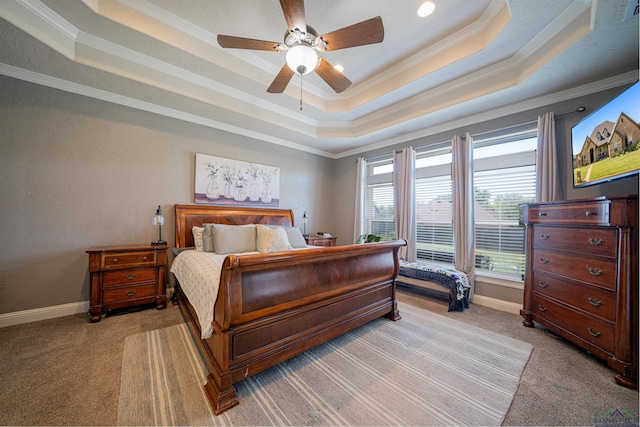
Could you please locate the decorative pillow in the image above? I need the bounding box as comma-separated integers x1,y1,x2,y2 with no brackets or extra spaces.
202,223,215,252
286,227,308,248
192,226,204,251
213,224,256,254
256,224,293,253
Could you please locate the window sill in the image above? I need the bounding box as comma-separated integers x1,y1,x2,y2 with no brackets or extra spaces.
475,270,523,289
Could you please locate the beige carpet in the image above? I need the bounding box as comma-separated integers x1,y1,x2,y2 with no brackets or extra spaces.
117,303,533,426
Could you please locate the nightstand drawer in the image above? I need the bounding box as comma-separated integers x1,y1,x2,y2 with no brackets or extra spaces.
532,271,616,322
532,294,614,353
103,267,156,287
103,283,156,304
102,251,156,269
532,248,617,290
533,226,616,258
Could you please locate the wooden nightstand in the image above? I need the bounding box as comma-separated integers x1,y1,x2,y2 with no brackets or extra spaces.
305,236,337,247
86,244,168,322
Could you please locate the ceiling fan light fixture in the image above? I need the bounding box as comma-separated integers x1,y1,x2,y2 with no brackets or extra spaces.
418,1,435,17
286,44,317,75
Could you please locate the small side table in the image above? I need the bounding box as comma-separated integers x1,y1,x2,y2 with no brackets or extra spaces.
305,236,337,247
86,244,168,322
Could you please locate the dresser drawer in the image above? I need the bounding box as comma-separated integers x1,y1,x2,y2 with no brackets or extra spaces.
532,271,616,322
532,294,614,353
533,226,617,258
103,283,157,304
532,248,617,290
102,251,156,269
103,267,156,287
528,201,609,225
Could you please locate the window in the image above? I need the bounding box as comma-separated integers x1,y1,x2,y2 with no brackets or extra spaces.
415,145,454,264
364,159,395,240
473,132,537,280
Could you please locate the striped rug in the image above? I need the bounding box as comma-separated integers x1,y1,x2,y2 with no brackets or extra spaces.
117,303,533,426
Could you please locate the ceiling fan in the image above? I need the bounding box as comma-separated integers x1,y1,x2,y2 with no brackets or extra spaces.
217,0,384,94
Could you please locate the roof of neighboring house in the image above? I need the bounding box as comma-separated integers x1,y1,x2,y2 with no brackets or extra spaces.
588,120,616,147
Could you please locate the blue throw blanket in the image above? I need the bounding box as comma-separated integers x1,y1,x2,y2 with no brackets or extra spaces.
399,261,470,312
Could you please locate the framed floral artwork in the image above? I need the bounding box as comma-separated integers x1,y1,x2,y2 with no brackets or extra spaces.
194,153,280,206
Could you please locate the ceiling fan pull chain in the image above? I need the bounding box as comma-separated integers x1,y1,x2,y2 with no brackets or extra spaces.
299,73,303,110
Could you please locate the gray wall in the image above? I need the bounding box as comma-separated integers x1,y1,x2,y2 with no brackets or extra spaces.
0,76,335,313
2,75,638,314
333,84,639,303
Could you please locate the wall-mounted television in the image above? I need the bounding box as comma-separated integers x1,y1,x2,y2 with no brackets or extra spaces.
571,81,640,188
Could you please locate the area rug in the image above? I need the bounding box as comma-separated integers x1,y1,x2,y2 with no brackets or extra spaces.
117,303,533,426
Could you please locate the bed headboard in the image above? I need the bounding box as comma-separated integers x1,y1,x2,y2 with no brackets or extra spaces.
174,204,295,248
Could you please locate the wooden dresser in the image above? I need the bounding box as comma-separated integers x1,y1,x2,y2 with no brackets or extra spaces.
87,244,168,322
521,195,638,387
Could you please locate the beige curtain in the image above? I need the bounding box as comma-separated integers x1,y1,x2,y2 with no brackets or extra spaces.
393,147,416,261
536,112,562,202
452,133,475,301
353,157,367,243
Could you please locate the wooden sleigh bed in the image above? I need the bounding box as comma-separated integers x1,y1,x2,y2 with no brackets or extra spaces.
171,204,406,415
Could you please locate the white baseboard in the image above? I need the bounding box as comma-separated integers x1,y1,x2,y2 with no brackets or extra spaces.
0,301,89,328
472,294,522,315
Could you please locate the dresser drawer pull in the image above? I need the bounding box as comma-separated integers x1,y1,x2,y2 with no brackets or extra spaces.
538,305,548,312
587,238,603,246
585,211,596,217
587,327,601,337
125,290,136,297
588,297,603,307
587,267,603,277
112,258,118,264
540,234,549,240
538,281,549,288
539,258,549,264
538,212,547,217
124,274,137,280
142,256,148,261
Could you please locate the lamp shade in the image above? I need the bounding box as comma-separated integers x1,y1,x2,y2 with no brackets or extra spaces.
286,45,317,75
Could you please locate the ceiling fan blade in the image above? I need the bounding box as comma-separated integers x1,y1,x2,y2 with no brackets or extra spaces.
267,64,295,93
320,16,384,51
315,58,352,93
217,34,282,51
279,0,306,33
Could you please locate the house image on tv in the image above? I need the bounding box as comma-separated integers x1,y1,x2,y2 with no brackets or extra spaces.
574,112,640,168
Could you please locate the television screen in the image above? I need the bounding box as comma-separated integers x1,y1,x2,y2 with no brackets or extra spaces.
571,81,640,188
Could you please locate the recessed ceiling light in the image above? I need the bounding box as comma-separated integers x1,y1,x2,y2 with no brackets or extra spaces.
334,64,344,73
418,1,435,17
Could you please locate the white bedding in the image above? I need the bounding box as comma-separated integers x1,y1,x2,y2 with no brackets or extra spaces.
170,250,234,339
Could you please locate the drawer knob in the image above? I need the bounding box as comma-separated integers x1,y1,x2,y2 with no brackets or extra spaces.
112,258,118,263
124,274,137,280
538,212,547,217
588,238,603,246
142,256,148,261
538,281,549,288
540,234,549,240
585,211,596,217
125,290,137,297
539,258,549,264
538,305,548,312
588,297,603,307
587,267,603,277
587,327,601,337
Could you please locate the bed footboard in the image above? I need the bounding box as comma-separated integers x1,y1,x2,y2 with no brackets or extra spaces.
176,240,405,415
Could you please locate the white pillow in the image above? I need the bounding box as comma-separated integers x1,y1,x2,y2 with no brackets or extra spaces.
192,226,204,251
286,227,308,248
213,224,256,254
256,224,292,253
